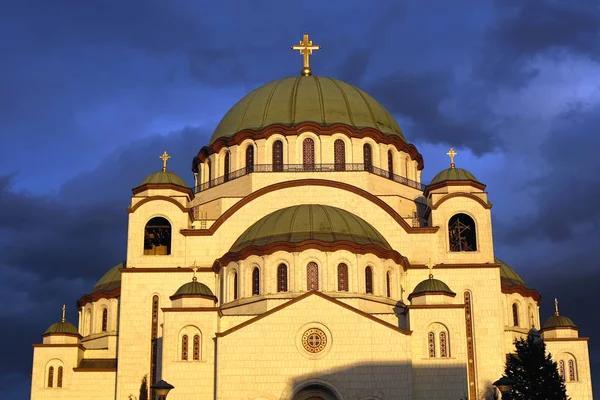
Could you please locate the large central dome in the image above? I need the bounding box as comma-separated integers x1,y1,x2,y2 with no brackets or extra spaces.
210,76,405,144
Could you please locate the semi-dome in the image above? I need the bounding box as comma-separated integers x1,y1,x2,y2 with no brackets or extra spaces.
542,315,578,330
230,204,391,253
138,171,188,188
429,167,479,186
210,76,406,144
43,321,79,336
408,277,456,300
171,280,216,300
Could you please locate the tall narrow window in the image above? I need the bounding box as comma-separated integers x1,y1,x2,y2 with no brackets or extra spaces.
246,145,254,173
277,264,288,292
224,151,230,182
334,139,346,171
101,308,108,332
365,266,373,294
439,331,448,357
464,291,477,399
181,335,188,360
233,271,238,300
303,138,315,170
193,334,200,361
363,143,372,172
48,366,54,388
57,366,63,388
150,295,159,387
448,213,477,252
252,267,260,296
512,303,519,327
337,263,349,291
559,360,565,380
144,217,172,255
386,271,391,297
428,332,436,358
207,159,212,186
405,157,409,179
307,262,319,291
569,360,577,381
273,140,283,172
387,150,394,179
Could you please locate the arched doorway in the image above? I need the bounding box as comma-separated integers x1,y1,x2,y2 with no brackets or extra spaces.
293,384,339,400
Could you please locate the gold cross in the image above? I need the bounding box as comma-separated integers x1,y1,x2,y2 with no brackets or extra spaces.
446,147,457,168
291,33,321,76
427,258,434,279
159,151,171,172
191,261,198,282
554,298,559,316
61,304,66,322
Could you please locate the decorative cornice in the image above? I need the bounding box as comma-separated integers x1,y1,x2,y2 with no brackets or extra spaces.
408,304,466,309
430,192,492,210
41,332,82,339
128,196,193,220
216,290,411,337
424,180,486,195
543,337,588,342
407,291,457,301
119,267,214,273
73,368,117,372
501,283,541,304
196,122,424,170
168,294,218,302
131,183,193,198
212,239,409,272
77,288,121,309
33,344,86,350
406,263,501,270
182,179,439,237
162,307,222,316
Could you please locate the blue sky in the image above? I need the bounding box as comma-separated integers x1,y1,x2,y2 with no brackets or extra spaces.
2,0,600,397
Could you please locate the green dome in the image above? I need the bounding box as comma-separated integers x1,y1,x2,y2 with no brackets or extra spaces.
44,321,79,336
497,258,527,287
409,277,455,300
210,76,406,144
542,315,578,330
139,171,188,187
429,167,479,185
230,204,391,253
92,262,123,293
172,281,216,299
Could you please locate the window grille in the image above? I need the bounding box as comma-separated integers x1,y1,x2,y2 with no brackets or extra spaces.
307,262,319,291
277,264,288,292
337,263,348,291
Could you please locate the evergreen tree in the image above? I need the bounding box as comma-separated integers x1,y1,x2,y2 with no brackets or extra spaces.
139,375,149,400
504,336,568,400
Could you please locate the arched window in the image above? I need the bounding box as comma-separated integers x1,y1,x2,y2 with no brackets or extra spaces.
273,140,283,172
48,366,54,388
405,157,409,179
224,151,230,182
428,332,436,358
233,271,238,300
512,303,519,327
252,267,260,296
365,266,373,294
144,217,171,255
387,150,394,179
568,359,577,381
245,145,254,173
193,334,200,361
363,143,373,172
559,360,565,380
386,271,391,298
303,138,315,170
439,331,448,357
448,213,477,252
101,308,108,332
277,264,288,292
337,263,349,291
207,159,212,186
181,335,188,360
334,139,345,171
57,366,63,388
307,262,319,291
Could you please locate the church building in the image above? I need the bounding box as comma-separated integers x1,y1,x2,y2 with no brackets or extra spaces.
30,34,593,400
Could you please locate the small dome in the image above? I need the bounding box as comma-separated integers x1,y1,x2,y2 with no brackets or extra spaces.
497,258,526,287
138,171,188,188
171,281,216,300
230,204,391,253
542,315,578,330
409,277,456,300
44,321,79,336
92,262,123,293
429,167,479,186
210,76,406,144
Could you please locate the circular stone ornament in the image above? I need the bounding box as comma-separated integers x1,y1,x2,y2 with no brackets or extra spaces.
301,328,328,353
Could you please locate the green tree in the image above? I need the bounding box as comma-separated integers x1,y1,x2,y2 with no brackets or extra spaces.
504,336,568,400
139,375,149,400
